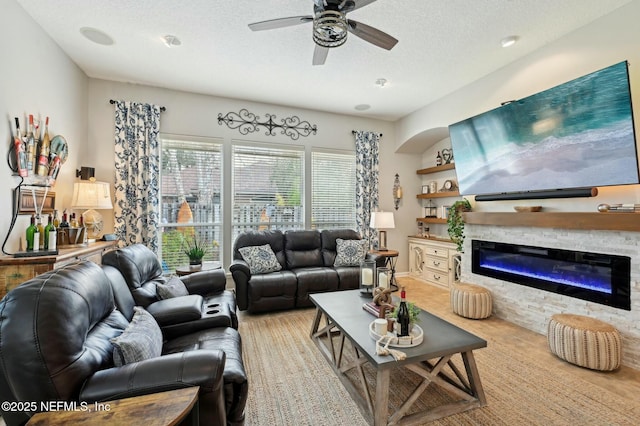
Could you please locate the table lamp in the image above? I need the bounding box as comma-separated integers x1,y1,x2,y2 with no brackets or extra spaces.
71,179,113,241
369,211,395,251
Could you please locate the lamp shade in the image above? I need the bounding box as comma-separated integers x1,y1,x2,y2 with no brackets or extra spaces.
369,211,395,229
71,181,113,210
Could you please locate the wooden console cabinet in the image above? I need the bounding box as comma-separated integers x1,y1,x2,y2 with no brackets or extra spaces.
408,236,457,289
0,241,117,300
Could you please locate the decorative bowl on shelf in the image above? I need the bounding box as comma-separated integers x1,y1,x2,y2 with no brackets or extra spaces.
514,206,542,212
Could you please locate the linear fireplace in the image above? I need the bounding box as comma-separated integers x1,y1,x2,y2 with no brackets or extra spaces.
472,240,631,310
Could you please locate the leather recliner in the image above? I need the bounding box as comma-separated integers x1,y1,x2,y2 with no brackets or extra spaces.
231,228,382,313
0,261,228,426
103,264,248,425
102,243,239,336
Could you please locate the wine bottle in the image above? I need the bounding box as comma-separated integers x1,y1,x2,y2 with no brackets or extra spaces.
436,151,443,167
60,212,70,228
14,117,28,177
70,213,78,228
36,216,45,249
26,115,36,174
397,287,410,337
53,210,60,228
26,214,37,251
36,116,51,176
44,213,56,251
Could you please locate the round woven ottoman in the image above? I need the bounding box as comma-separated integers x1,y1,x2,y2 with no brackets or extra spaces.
547,314,621,371
450,282,492,319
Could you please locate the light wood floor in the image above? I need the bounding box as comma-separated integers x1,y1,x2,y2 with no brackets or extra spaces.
397,275,640,401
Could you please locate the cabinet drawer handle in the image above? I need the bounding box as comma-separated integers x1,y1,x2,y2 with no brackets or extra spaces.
433,275,441,280
432,261,440,267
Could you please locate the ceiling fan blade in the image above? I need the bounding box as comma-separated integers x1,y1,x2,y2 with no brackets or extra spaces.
313,45,329,66
248,16,313,31
351,0,379,11
347,19,398,50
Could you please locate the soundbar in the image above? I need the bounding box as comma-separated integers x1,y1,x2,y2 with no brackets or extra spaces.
474,187,597,202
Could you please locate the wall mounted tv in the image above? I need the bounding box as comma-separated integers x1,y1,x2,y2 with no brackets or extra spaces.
449,61,638,200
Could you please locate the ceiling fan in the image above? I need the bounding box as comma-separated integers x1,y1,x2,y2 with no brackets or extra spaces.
248,0,398,65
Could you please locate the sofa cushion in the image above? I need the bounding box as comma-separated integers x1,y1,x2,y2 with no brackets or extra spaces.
334,238,368,267
285,230,323,269
294,267,340,307
321,229,362,266
239,244,282,274
157,276,190,299
111,307,163,367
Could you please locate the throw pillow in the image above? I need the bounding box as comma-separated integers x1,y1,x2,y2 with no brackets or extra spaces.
111,307,163,367
334,238,368,267
156,276,189,299
238,244,282,274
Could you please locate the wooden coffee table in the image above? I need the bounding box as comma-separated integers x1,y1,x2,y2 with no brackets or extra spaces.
310,290,487,426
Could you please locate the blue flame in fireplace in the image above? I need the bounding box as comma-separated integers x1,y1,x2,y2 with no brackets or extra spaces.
479,252,612,295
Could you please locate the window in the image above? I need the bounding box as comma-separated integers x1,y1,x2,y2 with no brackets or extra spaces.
231,143,304,242
159,136,223,272
311,150,356,230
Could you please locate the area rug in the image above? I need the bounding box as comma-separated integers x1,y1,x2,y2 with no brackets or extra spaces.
239,308,639,426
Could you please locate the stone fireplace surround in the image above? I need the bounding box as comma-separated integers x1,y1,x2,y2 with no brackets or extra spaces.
460,221,640,370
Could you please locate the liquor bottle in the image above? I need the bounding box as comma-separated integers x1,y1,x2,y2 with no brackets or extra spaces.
44,214,57,251
47,154,61,185
14,117,28,177
60,212,70,228
53,210,60,228
397,287,410,337
26,115,36,174
36,216,45,249
436,151,443,167
26,214,37,251
36,116,51,176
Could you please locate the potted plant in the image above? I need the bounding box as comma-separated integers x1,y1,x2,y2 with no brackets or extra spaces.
183,235,209,265
447,198,472,252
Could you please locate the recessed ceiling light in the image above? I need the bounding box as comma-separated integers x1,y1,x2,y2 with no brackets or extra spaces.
80,27,114,46
500,35,519,48
375,78,388,87
355,104,371,111
162,35,182,48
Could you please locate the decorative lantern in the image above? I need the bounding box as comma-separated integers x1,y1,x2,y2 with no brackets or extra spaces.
424,200,437,218
360,260,376,297
377,267,391,290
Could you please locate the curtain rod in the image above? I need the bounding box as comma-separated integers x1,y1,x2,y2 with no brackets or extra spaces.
352,130,383,136
109,99,166,112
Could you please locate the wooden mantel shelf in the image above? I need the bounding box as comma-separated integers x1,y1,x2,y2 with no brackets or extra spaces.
462,212,640,232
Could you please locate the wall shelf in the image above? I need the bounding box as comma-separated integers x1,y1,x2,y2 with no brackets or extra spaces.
416,191,459,199
416,217,447,224
462,212,640,232
416,163,455,175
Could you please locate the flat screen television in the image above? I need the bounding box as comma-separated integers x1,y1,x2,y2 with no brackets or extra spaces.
449,61,639,199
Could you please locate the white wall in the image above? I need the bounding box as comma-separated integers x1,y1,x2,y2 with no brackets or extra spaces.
86,79,419,270
0,0,88,253
396,0,640,213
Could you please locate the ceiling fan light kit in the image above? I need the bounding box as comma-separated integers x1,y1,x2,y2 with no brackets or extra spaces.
313,11,348,48
248,0,397,65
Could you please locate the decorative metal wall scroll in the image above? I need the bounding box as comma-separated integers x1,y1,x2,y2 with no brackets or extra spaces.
218,109,317,140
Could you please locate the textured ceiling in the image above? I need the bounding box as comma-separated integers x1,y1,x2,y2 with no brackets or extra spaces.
16,0,632,121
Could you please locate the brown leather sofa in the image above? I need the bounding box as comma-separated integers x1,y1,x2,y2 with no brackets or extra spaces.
0,259,247,426
230,229,378,313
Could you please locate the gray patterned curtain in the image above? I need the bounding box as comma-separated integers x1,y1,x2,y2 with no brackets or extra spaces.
354,131,380,248
113,101,162,252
